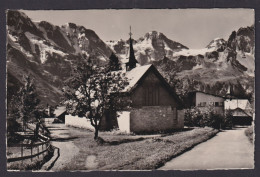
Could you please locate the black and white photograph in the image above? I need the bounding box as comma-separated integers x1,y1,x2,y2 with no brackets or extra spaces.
6,9,255,171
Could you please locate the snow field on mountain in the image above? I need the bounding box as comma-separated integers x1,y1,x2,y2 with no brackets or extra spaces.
25,32,67,63
236,51,254,77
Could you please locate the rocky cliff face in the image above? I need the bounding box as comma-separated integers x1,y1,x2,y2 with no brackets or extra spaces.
7,10,113,106
227,25,254,54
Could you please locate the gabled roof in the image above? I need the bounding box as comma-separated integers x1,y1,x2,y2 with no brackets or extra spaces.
231,108,252,117
123,64,152,92
122,64,183,107
189,90,226,99
54,106,66,117
224,99,251,110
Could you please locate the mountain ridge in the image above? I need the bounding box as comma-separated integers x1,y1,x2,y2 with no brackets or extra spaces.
6,10,255,107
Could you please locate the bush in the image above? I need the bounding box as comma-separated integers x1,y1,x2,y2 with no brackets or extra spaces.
7,133,24,145
184,106,230,129
184,107,203,127
210,113,222,129
7,117,23,145
7,117,22,133
245,126,254,143
223,109,233,129
184,109,193,127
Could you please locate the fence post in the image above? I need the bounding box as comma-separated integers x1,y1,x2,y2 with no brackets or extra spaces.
21,145,23,165
31,146,33,162
37,146,39,159
42,144,44,157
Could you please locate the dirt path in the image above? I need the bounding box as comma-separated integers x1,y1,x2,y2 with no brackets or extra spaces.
46,123,80,171
45,123,161,171
159,127,254,170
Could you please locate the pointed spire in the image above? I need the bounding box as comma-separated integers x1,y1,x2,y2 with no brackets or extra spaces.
129,26,132,38
126,26,138,71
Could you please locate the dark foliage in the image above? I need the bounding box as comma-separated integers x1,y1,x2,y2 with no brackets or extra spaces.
108,52,121,71
184,106,232,129
16,75,40,130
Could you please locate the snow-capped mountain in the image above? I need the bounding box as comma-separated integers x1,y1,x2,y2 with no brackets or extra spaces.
106,31,188,65
206,38,227,51
152,27,255,102
6,10,255,107
107,26,254,102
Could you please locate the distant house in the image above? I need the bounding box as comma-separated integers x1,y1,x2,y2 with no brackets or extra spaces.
54,106,66,122
224,99,252,111
187,91,253,125
187,91,225,115
224,99,253,125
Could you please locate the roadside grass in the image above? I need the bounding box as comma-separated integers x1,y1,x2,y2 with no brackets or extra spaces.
61,127,218,170
7,149,54,171
245,126,254,143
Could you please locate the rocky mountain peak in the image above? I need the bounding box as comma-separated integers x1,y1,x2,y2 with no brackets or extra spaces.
38,21,55,30
7,10,44,38
227,25,254,53
144,31,163,40
206,38,227,52
67,22,77,29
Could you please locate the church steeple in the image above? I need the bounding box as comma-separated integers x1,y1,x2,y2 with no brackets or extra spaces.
126,26,138,71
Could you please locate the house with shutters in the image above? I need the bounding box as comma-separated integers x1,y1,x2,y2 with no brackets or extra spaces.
187,91,225,115
187,91,253,125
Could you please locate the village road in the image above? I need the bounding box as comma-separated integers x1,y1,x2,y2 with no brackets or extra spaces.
46,123,80,171
159,127,254,170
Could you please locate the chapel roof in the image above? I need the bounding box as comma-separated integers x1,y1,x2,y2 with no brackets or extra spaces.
123,64,152,92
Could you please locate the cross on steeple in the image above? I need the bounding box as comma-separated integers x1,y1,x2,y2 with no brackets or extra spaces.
126,25,138,71
129,26,132,38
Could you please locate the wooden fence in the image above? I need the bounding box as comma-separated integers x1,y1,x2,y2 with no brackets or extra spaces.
7,133,52,163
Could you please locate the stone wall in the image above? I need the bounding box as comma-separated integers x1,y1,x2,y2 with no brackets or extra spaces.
130,106,183,133
65,108,185,134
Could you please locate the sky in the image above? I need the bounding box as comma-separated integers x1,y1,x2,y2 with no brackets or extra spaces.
22,9,254,49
